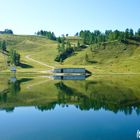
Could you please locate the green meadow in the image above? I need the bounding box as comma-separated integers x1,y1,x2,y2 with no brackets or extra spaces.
0,34,140,74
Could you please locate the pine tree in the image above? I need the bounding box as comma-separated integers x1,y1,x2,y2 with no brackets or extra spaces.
57,44,61,53
77,41,80,50
2,40,6,52
85,53,88,62
129,29,134,38
137,28,140,36
125,28,129,39
0,41,1,50
57,37,62,43
9,49,20,66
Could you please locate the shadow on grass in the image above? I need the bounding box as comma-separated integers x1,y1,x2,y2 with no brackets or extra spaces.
19,78,33,83
88,60,98,64
19,63,33,68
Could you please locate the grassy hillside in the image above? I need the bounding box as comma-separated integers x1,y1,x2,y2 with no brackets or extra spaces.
0,53,7,70
0,35,58,72
63,39,140,73
0,34,140,74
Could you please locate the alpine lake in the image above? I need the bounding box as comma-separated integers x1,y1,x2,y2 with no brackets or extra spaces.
0,71,140,140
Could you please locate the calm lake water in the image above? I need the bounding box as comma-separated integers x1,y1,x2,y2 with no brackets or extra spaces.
0,74,140,140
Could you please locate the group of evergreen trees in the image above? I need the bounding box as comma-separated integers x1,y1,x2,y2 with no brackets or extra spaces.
8,49,20,66
79,28,140,45
135,28,140,37
0,40,20,66
55,39,84,62
36,30,56,40
0,40,7,52
55,41,74,62
0,29,13,34
57,36,65,43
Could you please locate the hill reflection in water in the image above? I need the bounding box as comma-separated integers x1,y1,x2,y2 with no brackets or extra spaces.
0,75,140,115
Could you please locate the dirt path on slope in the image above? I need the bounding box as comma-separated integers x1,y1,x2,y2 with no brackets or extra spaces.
25,55,55,69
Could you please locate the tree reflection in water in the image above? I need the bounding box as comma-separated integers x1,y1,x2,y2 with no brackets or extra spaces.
0,77,32,112
53,81,140,115
0,76,140,115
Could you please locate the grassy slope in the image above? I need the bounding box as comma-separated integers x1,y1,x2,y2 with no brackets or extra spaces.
0,53,6,70
0,35,58,72
64,39,140,73
0,34,140,73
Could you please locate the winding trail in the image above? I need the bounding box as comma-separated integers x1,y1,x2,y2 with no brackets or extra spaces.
25,55,55,69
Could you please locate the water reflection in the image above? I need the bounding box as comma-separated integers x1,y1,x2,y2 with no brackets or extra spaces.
0,77,20,103
0,75,140,115
0,77,32,112
53,75,86,80
8,77,21,95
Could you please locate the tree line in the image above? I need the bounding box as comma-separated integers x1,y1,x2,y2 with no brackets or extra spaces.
36,28,140,45
0,40,20,66
79,28,140,45
0,29,13,34
36,30,56,40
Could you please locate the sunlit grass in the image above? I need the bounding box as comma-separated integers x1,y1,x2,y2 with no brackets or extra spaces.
0,34,140,74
